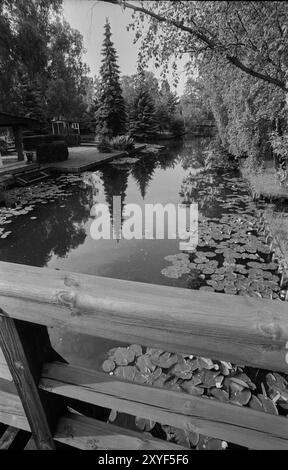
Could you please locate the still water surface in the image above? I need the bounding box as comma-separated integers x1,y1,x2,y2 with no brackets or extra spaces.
0,138,278,369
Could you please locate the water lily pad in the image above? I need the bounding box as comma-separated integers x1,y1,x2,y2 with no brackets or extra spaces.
229,389,251,406
199,286,214,292
102,359,115,372
181,381,204,396
153,351,178,369
112,347,135,366
136,355,156,374
210,388,229,402
135,417,156,431
257,394,279,414
114,365,137,381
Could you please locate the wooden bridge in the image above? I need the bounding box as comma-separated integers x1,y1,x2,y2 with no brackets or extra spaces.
0,261,288,450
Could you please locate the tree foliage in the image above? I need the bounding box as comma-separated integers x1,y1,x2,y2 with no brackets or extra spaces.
95,20,126,137
129,70,159,140
180,77,213,133
108,0,288,159
0,0,90,122
121,71,184,137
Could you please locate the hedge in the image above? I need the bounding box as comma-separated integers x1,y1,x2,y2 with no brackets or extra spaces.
36,141,69,164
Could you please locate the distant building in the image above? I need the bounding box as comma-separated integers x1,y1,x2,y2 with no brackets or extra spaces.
51,117,80,136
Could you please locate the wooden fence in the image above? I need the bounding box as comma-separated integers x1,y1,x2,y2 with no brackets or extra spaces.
0,261,288,450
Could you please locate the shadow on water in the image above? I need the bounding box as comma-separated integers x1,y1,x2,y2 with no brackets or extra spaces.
0,137,280,372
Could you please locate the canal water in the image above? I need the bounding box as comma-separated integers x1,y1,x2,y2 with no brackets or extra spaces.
0,137,281,369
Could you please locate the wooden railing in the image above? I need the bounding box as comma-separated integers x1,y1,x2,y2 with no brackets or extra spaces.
0,261,288,450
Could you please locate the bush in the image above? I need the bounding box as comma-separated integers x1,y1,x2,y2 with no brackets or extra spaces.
203,137,238,171
36,140,68,163
269,131,288,180
23,134,63,151
97,137,112,153
109,135,135,151
64,134,80,147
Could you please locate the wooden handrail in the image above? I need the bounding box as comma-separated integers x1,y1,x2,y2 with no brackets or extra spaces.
1,261,288,450
0,261,288,372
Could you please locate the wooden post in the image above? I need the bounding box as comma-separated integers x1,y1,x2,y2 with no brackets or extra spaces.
13,126,24,161
0,315,65,450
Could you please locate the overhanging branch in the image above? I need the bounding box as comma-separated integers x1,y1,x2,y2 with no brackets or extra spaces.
102,0,287,92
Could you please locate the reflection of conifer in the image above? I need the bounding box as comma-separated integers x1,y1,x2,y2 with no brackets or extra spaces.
131,157,157,199
98,166,130,239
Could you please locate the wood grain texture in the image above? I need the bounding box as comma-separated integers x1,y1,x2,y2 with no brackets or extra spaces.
0,426,19,449
0,389,30,431
0,347,12,381
24,437,37,450
0,316,55,449
0,391,184,450
40,361,288,450
55,412,185,450
0,261,288,371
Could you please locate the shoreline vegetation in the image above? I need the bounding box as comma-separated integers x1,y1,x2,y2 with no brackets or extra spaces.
240,162,288,203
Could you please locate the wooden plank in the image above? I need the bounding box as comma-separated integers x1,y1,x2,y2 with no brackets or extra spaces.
24,437,37,450
0,391,184,450
0,316,55,449
0,426,19,449
55,411,185,450
0,261,288,372
40,361,288,450
0,347,12,381
0,389,30,431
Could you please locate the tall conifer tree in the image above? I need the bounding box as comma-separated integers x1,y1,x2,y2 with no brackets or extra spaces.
130,69,158,140
96,19,126,137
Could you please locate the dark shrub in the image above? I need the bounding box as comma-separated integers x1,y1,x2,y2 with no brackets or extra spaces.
36,140,68,163
23,134,62,151
64,134,80,147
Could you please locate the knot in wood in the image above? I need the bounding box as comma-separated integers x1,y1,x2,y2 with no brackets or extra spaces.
64,276,80,288
14,361,24,370
57,290,77,308
259,321,283,341
87,439,99,449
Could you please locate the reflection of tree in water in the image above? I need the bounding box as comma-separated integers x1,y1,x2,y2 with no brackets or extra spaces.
98,165,130,239
82,172,101,204
131,156,157,199
0,184,94,267
155,150,179,170
179,172,222,217
179,137,211,170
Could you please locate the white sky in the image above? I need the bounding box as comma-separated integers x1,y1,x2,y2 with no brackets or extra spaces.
62,0,188,95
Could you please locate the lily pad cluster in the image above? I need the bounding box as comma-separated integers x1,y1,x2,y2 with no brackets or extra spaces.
0,172,100,240
102,345,288,449
163,171,282,299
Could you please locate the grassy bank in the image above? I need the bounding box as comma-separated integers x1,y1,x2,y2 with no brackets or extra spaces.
263,210,288,266
240,161,288,202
